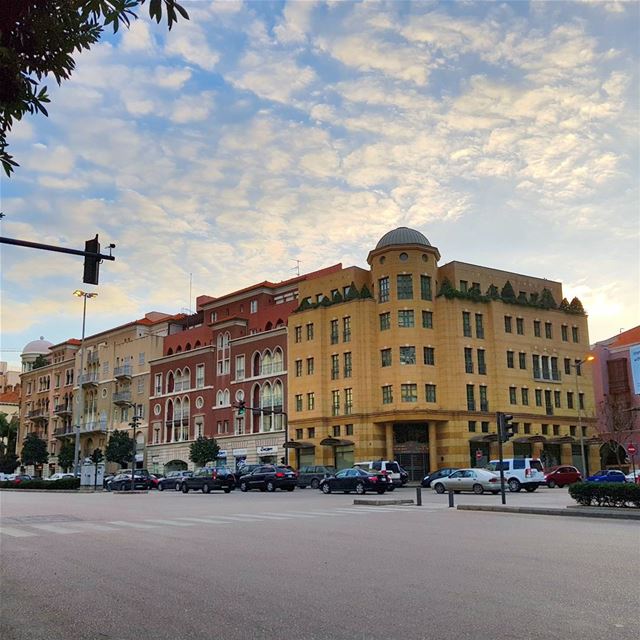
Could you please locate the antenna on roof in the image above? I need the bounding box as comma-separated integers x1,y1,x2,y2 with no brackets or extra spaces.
292,260,302,276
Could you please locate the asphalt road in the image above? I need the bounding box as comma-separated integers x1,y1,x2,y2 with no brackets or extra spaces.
1,487,638,640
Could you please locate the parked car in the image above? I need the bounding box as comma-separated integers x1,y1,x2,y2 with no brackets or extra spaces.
625,469,640,484
8,474,32,484
544,465,582,488
398,466,409,486
586,469,627,483
149,474,163,489
487,458,545,492
297,465,337,489
108,470,153,491
178,468,235,494
45,473,75,482
157,470,193,491
432,468,503,495
354,460,402,490
233,464,261,485
319,468,389,495
238,465,297,492
421,467,459,488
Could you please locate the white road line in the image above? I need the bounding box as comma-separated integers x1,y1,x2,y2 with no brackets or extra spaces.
108,521,159,529
0,526,38,538
72,522,119,532
29,524,85,534
286,510,349,517
206,515,264,522
144,519,194,527
176,517,232,524
232,514,294,520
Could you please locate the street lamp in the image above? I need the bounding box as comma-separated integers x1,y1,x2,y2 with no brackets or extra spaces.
73,289,98,477
572,355,595,478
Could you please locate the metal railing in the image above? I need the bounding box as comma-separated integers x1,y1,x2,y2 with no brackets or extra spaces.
79,373,99,386
113,391,132,404
114,364,133,378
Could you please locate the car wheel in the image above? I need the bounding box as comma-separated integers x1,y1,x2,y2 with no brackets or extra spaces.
287,486,295,492
174,483,181,491
454,490,461,494
557,484,564,489
491,491,499,495
266,481,276,492
547,480,556,489
524,485,537,492
434,483,445,494
240,482,248,492
355,482,365,495
472,483,484,495
203,484,211,494
310,478,320,490
377,489,386,494
387,485,395,492
181,483,189,493
508,479,521,492
158,484,164,491
321,483,331,494
224,487,231,494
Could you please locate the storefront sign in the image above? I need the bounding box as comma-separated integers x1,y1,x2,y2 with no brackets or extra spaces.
217,450,228,458
257,446,278,455
134,453,144,462
232,449,248,456
630,345,640,395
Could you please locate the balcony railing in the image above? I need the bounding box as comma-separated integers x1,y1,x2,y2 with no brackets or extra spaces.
79,373,99,387
53,404,73,416
54,425,75,438
82,421,107,434
87,352,99,365
27,408,49,419
113,391,132,405
114,365,133,379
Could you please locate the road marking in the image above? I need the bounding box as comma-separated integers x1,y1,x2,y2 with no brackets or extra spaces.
0,526,38,538
108,521,159,529
233,514,294,520
287,510,349,517
72,522,119,532
206,515,264,522
176,517,232,524
29,524,85,534
144,519,194,527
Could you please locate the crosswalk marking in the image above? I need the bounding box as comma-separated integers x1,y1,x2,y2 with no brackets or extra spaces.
288,510,349,517
176,517,232,524
72,522,119,532
144,519,194,527
107,520,159,529
0,526,38,538
209,515,265,522
233,513,294,520
29,524,85,534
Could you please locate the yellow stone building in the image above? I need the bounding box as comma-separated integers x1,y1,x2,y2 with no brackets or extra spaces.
287,228,599,480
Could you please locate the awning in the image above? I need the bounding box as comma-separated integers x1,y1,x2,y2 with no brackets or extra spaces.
469,434,498,443
513,435,547,444
282,440,315,449
547,436,575,444
319,438,355,447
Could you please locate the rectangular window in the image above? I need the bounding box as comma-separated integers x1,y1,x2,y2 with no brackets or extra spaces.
308,427,315,439
425,384,436,403
509,387,517,405
579,393,584,410
524,423,531,435
545,322,553,339
332,425,340,437
533,355,541,379
554,390,561,408
54,373,60,388
561,325,568,342
507,351,514,369
570,425,576,437
343,352,352,378
462,312,471,337
399,346,416,365
572,327,579,343
551,357,559,381
154,373,162,395
460,280,468,292
574,359,583,376
420,275,432,301
295,359,303,377
295,394,303,412
516,318,524,335
564,358,571,375
423,347,435,366
477,349,486,375
535,389,542,407
331,354,340,380
534,320,541,337
567,391,574,409
381,348,392,367
295,428,303,440
475,314,484,339
397,274,413,300
216,421,222,434
344,388,353,415
398,310,415,327
544,390,553,415
331,390,340,416
379,312,391,331
466,385,475,411
468,421,476,433
195,364,204,389
479,385,488,411
306,323,314,340
294,326,302,343
137,378,144,394
519,352,526,370
521,388,529,405
307,392,315,411
378,277,390,303
346,424,354,436
306,357,314,375
481,421,489,433
342,316,351,342
250,300,258,313
330,319,339,344
138,352,145,365
504,316,512,333
542,424,549,435
464,347,474,374
382,385,393,404
401,383,418,403
422,310,433,329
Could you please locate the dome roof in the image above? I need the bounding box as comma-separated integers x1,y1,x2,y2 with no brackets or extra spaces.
22,337,53,355
375,227,431,249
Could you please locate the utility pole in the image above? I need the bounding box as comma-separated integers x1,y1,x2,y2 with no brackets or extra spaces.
129,413,140,491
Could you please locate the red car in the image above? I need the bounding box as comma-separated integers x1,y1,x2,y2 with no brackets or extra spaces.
544,465,582,488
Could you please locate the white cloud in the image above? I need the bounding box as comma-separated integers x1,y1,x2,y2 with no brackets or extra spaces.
165,23,219,70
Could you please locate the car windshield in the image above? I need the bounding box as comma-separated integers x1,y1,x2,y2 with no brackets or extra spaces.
487,462,508,472
530,460,543,472
386,462,400,473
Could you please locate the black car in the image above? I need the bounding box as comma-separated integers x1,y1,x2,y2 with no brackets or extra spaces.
178,468,235,494
399,467,409,486
157,470,193,491
421,468,458,488
233,464,261,485
297,465,337,489
320,468,389,495
238,465,297,492
108,470,152,491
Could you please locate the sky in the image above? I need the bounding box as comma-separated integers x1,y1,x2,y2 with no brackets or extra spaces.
1,0,638,370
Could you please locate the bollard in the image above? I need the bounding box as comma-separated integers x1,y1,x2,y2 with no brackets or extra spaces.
416,486,422,506
448,490,454,508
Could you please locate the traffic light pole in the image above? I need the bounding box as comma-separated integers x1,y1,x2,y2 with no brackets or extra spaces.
496,412,507,505
233,403,288,465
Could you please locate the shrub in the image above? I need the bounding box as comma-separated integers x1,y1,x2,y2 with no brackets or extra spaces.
569,482,640,508
0,478,80,490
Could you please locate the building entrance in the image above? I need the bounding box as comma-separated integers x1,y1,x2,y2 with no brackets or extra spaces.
393,423,429,481
395,453,429,482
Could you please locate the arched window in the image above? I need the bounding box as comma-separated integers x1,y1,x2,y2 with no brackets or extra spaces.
261,383,273,432
273,380,284,430
183,367,191,390
276,318,284,327
194,340,201,348
251,384,261,434
217,390,224,406
167,348,173,355
252,352,261,377
185,343,192,351
223,389,230,406
176,346,182,353
265,321,273,331
167,371,174,394
262,350,273,376
273,348,283,373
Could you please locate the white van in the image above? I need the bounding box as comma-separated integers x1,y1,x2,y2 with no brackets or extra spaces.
354,460,402,490
487,458,545,492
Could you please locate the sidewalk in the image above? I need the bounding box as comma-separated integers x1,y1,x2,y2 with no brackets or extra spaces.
457,503,640,521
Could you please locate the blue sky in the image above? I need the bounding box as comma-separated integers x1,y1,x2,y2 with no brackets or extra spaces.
1,0,638,369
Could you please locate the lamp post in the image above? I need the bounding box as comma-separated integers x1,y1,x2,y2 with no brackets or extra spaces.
73,289,98,477
573,355,595,478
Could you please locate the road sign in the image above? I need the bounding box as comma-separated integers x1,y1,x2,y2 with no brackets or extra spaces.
627,444,637,456
476,449,483,460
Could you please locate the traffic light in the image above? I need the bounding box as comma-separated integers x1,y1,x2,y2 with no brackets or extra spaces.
498,412,515,443
83,234,101,285
237,400,245,416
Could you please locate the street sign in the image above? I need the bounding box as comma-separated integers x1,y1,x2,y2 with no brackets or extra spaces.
476,449,483,460
627,444,637,456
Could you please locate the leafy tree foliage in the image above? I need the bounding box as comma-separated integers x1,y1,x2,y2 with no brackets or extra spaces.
0,453,20,474
31,354,49,370
105,429,134,468
58,439,76,472
437,277,456,299
539,287,557,309
569,297,586,314
486,284,500,299
189,436,220,468
0,412,19,456
20,432,48,466
89,447,104,464
360,284,373,299
0,0,189,176
331,290,344,303
500,281,516,302
345,282,360,301
559,297,570,311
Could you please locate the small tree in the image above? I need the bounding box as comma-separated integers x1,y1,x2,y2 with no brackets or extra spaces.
20,433,48,466
559,297,570,311
0,413,18,457
105,430,134,469
189,437,220,468
31,354,49,370
486,284,500,299
58,439,75,472
597,398,638,466
0,452,19,474
500,281,516,302
438,277,457,299
360,284,373,299
539,287,557,309
90,448,104,490
517,291,529,305
345,282,360,301
569,297,586,314
332,290,344,303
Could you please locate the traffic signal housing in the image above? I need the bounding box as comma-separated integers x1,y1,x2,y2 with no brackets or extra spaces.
83,234,101,285
236,400,245,416
499,412,515,443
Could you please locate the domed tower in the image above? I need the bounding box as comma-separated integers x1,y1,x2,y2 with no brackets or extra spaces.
21,337,53,372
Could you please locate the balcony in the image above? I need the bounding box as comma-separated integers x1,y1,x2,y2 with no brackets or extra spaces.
113,391,132,405
54,425,75,438
114,365,133,380
79,373,99,388
82,421,107,434
87,351,99,365
27,408,49,422
53,404,73,416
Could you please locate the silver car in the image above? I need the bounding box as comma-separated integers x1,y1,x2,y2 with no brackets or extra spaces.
432,468,503,495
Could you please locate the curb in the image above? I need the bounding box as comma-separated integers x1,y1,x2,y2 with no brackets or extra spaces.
456,504,640,521
0,488,81,493
353,499,415,506
112,490,149,495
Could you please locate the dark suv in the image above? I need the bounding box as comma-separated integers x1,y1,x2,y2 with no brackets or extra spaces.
178,468,235,494
238,465,297,492
297,465,337,489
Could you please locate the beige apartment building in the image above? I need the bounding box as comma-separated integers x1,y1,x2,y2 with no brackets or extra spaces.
287,227,599,481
